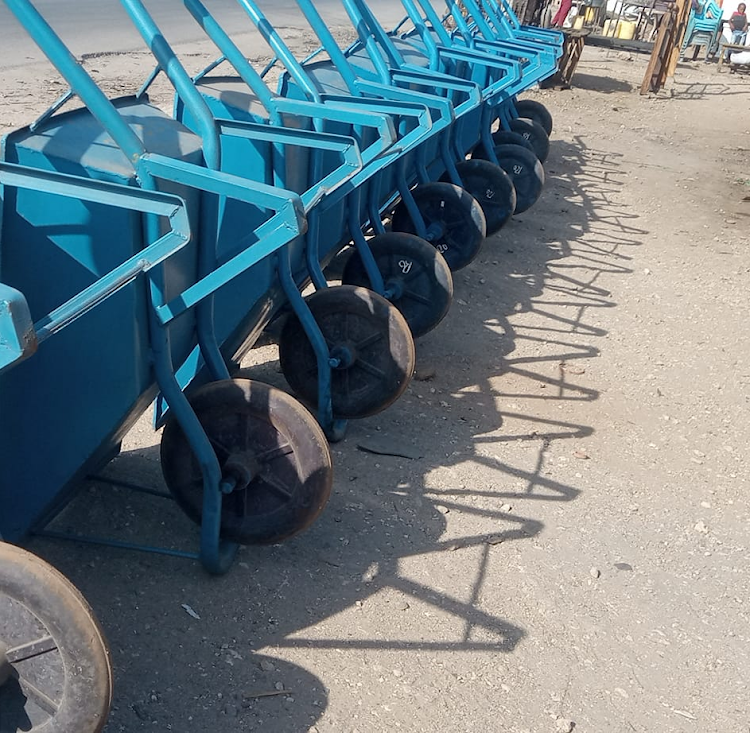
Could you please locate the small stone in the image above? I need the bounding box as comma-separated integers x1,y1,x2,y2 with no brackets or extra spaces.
398,600,410,611
614,562,633,571
355,600,364,608
573,450,590,460
414,365,437,382
643,268,651,275
274,682,284,691
393,669,403,678
555,718,575,732
590,567,601,579
260,660,276,673
457,299,468,306
436,505,450,514
700,501,711,509
694,520,709,534
500,503,513,513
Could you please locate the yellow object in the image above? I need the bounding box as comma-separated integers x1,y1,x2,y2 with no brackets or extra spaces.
573,14,585,29
617,20,636,39
584,6,596,21
603,18,620,36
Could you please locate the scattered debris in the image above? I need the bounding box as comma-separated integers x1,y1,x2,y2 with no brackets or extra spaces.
357,437,423,460
243,690,289,700
181,604,200,620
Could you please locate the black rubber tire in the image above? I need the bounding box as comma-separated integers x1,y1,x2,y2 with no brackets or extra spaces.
508,118,550,164
161,379,333,545
472,130,535,160
442,159,517,235
279,285,416,419
391,182,487,271
341,232,453,338
514,99,553,135
492,144,545,214
0,543,112,733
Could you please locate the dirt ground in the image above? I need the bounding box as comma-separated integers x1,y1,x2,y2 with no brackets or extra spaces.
3,22,750,733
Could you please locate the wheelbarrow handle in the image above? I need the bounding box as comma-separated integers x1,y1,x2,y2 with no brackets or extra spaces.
390,67,483,117
0,162,192,373
354,79,454,127
271,97,398,165
136,154,310,324
316,96,433,154
431,43,525,93
212,118,362,212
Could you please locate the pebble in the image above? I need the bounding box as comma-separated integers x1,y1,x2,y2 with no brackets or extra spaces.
414,364,437,381
260,660,276,673
694,520,709,534
590,567,601,579
555,717,575,732
500,503,513,513
436,505,450,514
274,682,284,691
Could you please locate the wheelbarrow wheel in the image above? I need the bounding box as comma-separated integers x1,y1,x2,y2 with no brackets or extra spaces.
341,232,453,338
279,285,415,419
391,182,486,271
514,99,553,136
161,379,333,545
508,118,550,164
0,543,112,733
442,160,517,236
492,144,545,214
472,129,535,160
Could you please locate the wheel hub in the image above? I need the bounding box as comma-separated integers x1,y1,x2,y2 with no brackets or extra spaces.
384,277,405,301
0,640,13,687
223,450,260,492
424,221,446,242
330,343,357,369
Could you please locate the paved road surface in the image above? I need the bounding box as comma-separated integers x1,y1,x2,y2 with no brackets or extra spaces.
0,0,409,69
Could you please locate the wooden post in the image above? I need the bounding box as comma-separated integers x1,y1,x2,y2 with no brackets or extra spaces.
667,0,692,76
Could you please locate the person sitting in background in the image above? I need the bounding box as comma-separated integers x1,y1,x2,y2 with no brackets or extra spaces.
726,2,749,59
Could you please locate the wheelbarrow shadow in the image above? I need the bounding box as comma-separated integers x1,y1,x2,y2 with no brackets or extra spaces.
28,132,648,732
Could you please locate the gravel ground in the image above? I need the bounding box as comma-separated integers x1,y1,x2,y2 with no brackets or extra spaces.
3,23,750,733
